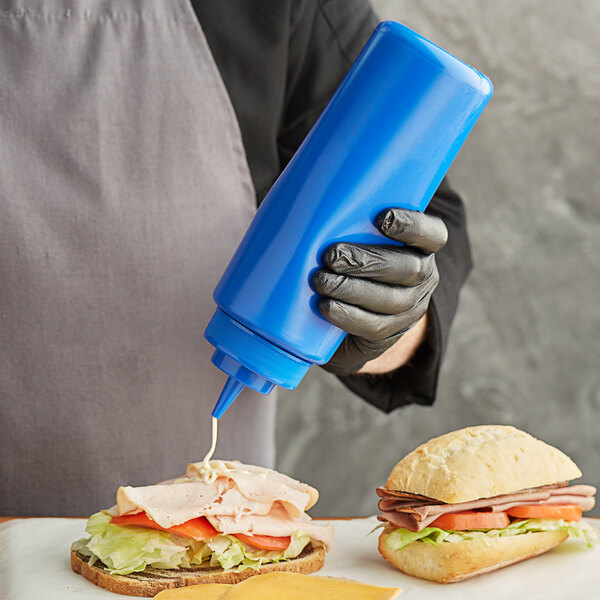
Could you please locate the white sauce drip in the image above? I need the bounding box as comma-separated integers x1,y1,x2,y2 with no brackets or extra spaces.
196,417,235,484
202,417,219,468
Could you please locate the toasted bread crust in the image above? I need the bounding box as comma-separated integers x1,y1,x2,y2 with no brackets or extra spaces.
385,425,581,503
378,529,568,583
71,543,325,597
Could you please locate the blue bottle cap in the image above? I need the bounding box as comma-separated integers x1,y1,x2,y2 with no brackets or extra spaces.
205,308,313,417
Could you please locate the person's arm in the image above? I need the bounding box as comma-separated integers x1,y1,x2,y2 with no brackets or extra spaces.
334,179,473,411
314,206,448,374
358,313,429,375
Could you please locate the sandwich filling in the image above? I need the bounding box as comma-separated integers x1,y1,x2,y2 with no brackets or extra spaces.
377,483,598,551
72,461,333,575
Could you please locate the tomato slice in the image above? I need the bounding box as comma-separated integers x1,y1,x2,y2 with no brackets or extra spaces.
431,510,510,531
110,513,297,550
168,517,220,540
110,513,218,540
506,504,582,521
234,533,291,551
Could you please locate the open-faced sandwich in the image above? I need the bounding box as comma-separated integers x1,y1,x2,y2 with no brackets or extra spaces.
71,460,333,596
376,425,598,583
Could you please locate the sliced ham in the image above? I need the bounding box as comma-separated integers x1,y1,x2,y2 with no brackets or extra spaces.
208,505,334,551
376,487,439,502
378,510,423,531
105,460,327,550
378,483,596,532
114,479,230,528
186,461,318,518
378,490,552,518
487,495,596,513
549,484,596,497
112,480,281,527
378,498,439,511
376,482,566,506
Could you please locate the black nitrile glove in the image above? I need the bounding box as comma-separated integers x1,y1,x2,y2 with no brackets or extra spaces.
313,208,448,376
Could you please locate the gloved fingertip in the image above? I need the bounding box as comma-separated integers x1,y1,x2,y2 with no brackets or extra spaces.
375,208,395,233
318,295,336,313
376,207,412,238
310,269,325,291
319,296,348,323
312,269,339,294
323,244,341,269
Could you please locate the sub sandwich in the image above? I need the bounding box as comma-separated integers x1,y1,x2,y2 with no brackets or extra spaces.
71,460,333,596
376,425,598,583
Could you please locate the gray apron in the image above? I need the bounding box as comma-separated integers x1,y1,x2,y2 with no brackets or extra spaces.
0,0,276,516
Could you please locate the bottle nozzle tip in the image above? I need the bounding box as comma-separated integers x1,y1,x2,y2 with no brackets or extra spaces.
212,377,245,418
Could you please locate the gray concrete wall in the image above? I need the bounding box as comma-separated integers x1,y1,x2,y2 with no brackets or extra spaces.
275,0,600,516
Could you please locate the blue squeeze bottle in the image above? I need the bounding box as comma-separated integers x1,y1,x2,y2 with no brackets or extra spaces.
205,22,493,418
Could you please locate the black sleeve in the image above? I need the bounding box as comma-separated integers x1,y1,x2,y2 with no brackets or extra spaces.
277,0,379,169
278,0,378,161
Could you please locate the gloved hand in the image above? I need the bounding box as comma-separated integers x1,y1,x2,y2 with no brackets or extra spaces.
312,208,448,376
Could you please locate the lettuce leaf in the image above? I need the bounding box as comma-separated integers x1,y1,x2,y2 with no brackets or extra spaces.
71,512,312,575
385,518,600,552
206,530,310,572
284,530,311,559
72,512,189,575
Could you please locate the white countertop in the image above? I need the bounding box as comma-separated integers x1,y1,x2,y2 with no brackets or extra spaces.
1,517,598,598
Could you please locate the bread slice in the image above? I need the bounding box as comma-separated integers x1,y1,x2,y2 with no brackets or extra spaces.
385,425,581,503
378,529,568,583
71,542,325,597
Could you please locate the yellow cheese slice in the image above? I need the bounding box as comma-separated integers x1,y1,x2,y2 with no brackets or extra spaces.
223,572,401,600
154,583,232,600
153,573,401,600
